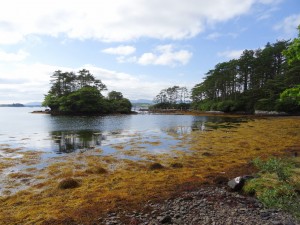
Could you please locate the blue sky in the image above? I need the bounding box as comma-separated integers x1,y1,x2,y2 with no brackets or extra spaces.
0,0,299,103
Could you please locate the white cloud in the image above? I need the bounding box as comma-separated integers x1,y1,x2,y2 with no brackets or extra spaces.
137,45,192,66
217,50,244,59
274,14,300,37
205,32,222,40
0,0,275,44
0,62,191,103
102,45,136,55
0,49,29,62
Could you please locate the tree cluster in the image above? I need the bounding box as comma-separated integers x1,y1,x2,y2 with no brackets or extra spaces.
152,86,190,110
42,69,132,115
191,36,300,113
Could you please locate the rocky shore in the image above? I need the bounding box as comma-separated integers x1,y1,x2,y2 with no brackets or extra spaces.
101,185,298,225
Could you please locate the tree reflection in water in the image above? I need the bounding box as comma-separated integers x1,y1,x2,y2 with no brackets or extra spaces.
51,130,105,153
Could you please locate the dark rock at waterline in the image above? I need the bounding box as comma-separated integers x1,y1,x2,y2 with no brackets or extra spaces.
228,175,254,191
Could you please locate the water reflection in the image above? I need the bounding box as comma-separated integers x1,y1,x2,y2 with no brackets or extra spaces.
51,130,105,153
192,116,247,131
162,126,192,136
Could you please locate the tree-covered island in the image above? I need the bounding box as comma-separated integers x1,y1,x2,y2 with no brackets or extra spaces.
42,69,132,115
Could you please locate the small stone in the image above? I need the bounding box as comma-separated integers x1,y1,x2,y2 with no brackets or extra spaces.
159,215,172,224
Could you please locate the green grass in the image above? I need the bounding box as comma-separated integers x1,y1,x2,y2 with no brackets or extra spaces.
244,157,300,219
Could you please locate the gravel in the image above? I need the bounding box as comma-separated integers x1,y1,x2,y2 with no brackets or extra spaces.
100,186,299,225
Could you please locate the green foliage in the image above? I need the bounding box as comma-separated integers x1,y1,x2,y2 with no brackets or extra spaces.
244,157,300,219
58,87,104,114
215,100,236,112
191,39,300,113
280,85,300,104
108,98,132,114
253,157,294,181
255,99,276,111
108,91,123,100
283,25,300,65
275,85,300,113
152,86,190,110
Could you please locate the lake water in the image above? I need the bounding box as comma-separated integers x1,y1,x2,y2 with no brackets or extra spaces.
0,107,243,157
0,107,247,195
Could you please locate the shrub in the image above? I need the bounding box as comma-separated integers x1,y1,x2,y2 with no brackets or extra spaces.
243,157,300,219
216,100,236,112
253,157,294,181
276,98,300,113
255,99,276,111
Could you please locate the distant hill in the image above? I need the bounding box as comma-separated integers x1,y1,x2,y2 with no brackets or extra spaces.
130,99,153,104
0,103,24,107
25,102,42,107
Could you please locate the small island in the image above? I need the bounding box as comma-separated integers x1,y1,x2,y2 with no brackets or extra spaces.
42,69,132,115
0,103,24,107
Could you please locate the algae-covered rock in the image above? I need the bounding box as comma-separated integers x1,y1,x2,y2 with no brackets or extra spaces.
58,178,80,189
149,163,164,170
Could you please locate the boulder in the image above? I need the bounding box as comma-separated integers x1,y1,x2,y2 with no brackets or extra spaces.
227,175,254,191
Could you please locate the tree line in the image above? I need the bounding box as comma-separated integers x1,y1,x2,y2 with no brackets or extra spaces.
42,69,132,115
151,85,191,110
152,26,300,113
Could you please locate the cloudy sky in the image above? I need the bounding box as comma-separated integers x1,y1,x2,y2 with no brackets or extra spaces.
0,0,299,103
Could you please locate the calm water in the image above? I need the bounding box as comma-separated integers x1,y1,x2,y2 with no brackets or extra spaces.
0,107,247,194
0,107,243,156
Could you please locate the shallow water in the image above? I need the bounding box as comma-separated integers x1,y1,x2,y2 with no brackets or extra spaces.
0,107,244,157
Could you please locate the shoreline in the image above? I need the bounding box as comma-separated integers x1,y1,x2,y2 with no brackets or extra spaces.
100,184,297,225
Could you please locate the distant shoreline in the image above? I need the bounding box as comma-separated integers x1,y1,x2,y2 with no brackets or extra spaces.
0,103,24,107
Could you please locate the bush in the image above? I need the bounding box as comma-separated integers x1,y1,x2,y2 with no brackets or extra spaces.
276,85,300,113
255,99,276,111
243,157,300,219
216,100,236,112
253,157,294,181
276,98,300,113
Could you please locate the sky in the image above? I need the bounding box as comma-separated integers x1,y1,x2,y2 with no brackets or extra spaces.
0,0,299,103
